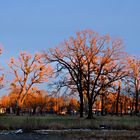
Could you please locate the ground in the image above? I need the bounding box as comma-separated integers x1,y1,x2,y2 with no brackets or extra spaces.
0,114,140,139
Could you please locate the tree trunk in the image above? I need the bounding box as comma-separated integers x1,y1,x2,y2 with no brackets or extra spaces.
124,99,127,115
16,106,20,116
33,107,36,115
116,88,120,115
116,99,119,115
135,89,139,115
131,99,134,116
120,102,123,116
16,100,20,116
79,94,83,117
101,95,104,116
87,100,93,119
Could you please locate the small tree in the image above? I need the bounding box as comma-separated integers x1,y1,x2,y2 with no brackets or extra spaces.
126,56,140,115
0,47,4,89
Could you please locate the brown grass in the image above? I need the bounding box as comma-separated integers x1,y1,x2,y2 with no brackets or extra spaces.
0,114,139,131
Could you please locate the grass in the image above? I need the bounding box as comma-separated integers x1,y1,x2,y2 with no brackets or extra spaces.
0,114,140,130
59,130,140,140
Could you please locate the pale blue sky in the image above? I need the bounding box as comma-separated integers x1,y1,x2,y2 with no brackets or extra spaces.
0,0,140,94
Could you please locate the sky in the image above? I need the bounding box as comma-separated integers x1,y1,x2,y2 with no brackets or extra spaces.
0,0,140,95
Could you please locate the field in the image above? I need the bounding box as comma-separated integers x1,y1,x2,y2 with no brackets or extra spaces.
0,114,140,130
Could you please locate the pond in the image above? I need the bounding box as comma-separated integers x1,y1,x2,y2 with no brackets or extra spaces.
0,133,66,140
0,130,139,140
0,133,100,140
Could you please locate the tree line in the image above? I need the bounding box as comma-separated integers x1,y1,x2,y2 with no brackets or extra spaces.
0,29,140,118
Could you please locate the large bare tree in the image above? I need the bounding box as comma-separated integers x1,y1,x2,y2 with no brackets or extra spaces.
44,30,127,118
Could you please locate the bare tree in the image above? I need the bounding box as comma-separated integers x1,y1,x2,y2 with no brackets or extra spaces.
44,30,127,118
126,56,140,115
0,47,4,89
9,51,52,115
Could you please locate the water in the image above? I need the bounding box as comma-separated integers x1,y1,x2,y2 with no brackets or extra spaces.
0,131,138,140
0,133,74,140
